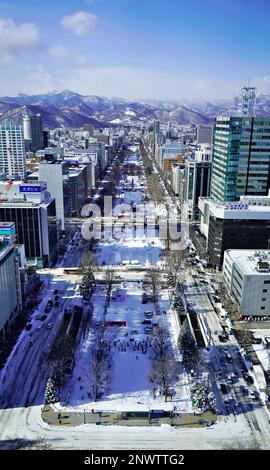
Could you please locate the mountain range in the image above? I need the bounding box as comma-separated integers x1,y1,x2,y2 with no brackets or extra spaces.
0,90,270,129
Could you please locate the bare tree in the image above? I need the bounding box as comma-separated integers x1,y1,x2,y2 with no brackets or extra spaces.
89,326,114,401
149,359,178,402
24,265,41,297
80,251,98,272
149,327,178,401
151,327,174,363
165,251,185,288
49,335,76,388
147,174,164,205
104,268,116,313
145,267,161,314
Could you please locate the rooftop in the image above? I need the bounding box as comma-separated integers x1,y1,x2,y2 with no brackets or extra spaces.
207,198,270,220
225,249,270,276
0,222,15,229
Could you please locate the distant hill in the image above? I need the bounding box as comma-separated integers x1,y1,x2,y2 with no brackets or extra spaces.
0,90,270,129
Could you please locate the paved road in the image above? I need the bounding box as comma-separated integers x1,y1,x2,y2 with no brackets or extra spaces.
1,144,270,450
0,279,72,409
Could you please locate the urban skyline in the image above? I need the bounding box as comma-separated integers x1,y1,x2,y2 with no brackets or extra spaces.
1,0,270,456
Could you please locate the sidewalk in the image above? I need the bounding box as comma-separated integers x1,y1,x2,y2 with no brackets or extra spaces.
42,404,217,428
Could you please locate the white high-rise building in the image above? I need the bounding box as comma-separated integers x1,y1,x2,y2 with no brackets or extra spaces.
238,86,256,117
0,122,26,178
23,115,31,140
39,160,71,230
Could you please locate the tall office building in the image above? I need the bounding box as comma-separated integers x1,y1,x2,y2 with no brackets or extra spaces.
196,124,213,144
0,236,20,337
0,122,26,178
39,160,71,230
211,116,270,202
171,163,185,200
166,122,173,140
68,165,88,216
238,86,256,117
0,181,58,266
199,196,270,267
184,145,212,219
153,120,160,135
23,114,44,152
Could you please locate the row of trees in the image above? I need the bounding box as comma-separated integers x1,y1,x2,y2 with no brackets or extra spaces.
165,251,186,289
149,327,178,402
144,267,161,314
104,269,116,314
89,326,114,401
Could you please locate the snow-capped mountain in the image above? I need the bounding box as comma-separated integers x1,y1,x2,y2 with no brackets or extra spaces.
0,90,270,129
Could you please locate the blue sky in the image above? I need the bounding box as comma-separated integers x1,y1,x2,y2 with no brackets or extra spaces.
1,0,270,100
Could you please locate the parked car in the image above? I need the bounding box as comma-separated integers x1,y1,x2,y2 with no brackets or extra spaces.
218,334,227,343
220,383,230,394
45,303,53,313
240,385,249,396
142,319,152,325
144,311,154,318
225,352,233,363
144,326,153,334
249,389,258,400
243,373,254,384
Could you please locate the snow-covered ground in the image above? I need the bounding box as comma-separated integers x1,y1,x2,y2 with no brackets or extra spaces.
2,149,270,449
61,279,193,412
61,161,192,412
1,404,270,449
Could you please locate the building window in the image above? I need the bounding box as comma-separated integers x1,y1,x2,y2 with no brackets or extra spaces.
263,289,268,293
262,298,266,302
261,306,266,310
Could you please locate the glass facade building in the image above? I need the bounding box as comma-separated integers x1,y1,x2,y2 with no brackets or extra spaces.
0,200,58,266
211,117,270,202
0,241,18,335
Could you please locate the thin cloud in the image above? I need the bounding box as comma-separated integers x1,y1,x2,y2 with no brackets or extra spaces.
49,45,69,58
63,65,236,101
61,11,97,37
85,0,103,4
0,16,41,55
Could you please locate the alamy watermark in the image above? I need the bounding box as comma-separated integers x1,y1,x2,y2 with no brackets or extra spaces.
81,196,189,252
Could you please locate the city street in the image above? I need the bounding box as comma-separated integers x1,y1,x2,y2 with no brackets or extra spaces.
0,145,270,449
